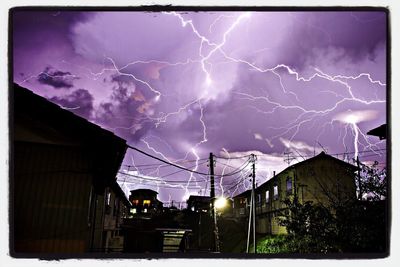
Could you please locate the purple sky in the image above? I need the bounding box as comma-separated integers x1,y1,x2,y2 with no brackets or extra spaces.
13,10,387,204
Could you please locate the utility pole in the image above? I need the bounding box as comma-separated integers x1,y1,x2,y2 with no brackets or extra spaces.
246,154,258,253
209,152,218,252
251,154,257,254
246,191,253,253
356,157,362,200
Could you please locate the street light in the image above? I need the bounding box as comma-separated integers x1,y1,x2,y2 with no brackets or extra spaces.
214,197,227,210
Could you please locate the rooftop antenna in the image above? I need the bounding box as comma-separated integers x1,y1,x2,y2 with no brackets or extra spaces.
284,151,295,165
317,141,328,154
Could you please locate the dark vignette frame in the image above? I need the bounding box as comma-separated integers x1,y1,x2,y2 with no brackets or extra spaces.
7,5,391,260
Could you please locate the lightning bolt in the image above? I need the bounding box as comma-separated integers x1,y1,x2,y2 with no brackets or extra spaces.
219,148,231,197
22,11,386,201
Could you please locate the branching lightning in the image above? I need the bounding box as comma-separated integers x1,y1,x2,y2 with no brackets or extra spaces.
19,11,387,202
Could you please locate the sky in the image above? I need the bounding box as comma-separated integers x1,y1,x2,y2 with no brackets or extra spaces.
12,9,387,204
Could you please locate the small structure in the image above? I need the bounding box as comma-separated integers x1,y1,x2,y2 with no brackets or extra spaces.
128,188,163,215
367,124,387,140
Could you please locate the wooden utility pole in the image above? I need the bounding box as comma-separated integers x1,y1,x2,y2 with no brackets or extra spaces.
209,152,218,252
246,191,253,253
251,154,256,254
246,154,258,253
356,157,362,200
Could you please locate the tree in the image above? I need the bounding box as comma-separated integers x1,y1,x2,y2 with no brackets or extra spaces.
359,161,387,201
279,197,340,253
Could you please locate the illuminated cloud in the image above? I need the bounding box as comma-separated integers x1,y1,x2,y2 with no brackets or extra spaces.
334,110,379,124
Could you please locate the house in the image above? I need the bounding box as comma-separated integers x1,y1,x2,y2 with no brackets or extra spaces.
232,152,357,235
102,182,131,252
367,124,387,140
12,83,127,254
232,190,251,217
187,195,212,213
128,188,163,216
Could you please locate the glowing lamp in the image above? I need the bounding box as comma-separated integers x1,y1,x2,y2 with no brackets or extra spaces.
214,197,228,209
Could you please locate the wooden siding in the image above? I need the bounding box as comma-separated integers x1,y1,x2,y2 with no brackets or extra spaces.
13,141,93,253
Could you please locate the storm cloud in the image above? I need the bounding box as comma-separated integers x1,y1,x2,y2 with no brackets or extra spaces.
12,10,387,202
50,88,94,118
37,66,78,89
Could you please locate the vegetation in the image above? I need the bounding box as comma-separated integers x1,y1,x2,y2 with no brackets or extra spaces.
276,164,388,253
252,235,293,253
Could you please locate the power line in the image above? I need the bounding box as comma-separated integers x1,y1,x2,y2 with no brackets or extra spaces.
224,169,252,191
118,180,202,189
125,161,208,172
225,175,249,192
281,148,387,160
127,144,251,177
117,171,208,184
123,158,208,169
214,154,252,160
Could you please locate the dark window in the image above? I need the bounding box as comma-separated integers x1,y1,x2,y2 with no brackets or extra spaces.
287,177,292,195
266,190,270,203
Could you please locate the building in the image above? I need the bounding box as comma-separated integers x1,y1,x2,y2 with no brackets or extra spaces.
367,124,387,140
187,195,212,213
102,182,131,252
233,152,357,235
12,83,128,254
128,188,163,216
232,189,251,218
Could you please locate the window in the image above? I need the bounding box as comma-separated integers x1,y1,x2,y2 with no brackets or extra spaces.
132,199,139,205
130,208,136,214
266,190,270,203
143,200,151,206
286,177,292,195
106,192,111,206
143,208,148,213
239,198,247,205
257,194,261,204
273,185,278,200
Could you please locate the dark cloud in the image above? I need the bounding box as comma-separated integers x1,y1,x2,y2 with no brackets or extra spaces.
50,88,94,118
37,66,78,89
95,75,154,142
277,12,387,70
12,10,94,46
